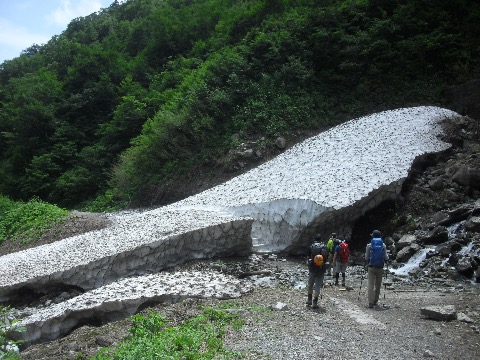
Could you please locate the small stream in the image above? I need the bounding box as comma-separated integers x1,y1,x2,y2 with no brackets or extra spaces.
390,220,477,278
389,247,433,276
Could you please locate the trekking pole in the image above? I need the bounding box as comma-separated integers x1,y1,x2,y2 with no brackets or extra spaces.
357,266,365,301
383,262,388,300
383,262,389,307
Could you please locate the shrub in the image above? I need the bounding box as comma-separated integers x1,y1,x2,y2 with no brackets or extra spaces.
79,190,129,213
0,195,69,246
0,305,25,360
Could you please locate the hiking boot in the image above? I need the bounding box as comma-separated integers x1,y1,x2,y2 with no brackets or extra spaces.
334,281,339,286
312,297,319,309
368,303,374,308
306,294,312,306
342,281,346,287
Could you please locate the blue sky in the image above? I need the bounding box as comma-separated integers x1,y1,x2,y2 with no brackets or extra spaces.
0,0,114,64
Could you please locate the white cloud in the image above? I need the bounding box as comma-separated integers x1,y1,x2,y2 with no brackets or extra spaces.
48,0,105,27
0,18,50,59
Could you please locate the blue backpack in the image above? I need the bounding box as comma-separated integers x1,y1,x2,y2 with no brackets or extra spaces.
369,238,385,267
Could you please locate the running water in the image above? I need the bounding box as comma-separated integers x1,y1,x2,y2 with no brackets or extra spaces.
395,221,469,273
458,240,474,256
447,220,465,238
389,247,433,276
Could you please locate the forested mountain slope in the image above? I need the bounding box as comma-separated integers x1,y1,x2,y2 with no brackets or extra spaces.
0,0,479,209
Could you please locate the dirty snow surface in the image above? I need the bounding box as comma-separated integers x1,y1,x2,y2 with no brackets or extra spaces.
0,106,457,290
176,106,452,209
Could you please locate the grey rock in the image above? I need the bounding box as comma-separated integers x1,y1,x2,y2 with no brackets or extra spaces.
395,244,420,263
421,226,449,245
275,137,286,149
464,216,480,232
428,177,444,190
270,302,289,311
420,305,456,321
63,342,80,351
239,149,254,158
396,235,416,250
384,236,395,246
475,269,480,283
456,312,474,323
472,198,480,215
452,165,480,188
445,189,463,202
435,241,462,257
455,257,474,276
431,211,449,225
95,336,114,347
446,204,473,223
423,349,435,358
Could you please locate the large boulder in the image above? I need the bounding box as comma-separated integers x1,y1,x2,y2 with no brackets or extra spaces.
395,243,421,263
435,241,463,257
452,165,480,189
456,257,474,276
430,211,450,225
396,234,416,251
464,216,480,232
428,177,444,191
420,226,449,245
420,305,457,321
431,204,473,227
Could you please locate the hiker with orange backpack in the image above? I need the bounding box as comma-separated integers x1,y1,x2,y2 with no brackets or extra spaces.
306,233,329,309
332,238,350,286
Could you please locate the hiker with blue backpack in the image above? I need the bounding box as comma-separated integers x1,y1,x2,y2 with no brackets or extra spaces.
364,230,388,308
306,233,329,309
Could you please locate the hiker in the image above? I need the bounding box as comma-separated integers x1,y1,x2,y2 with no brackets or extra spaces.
364,230,388,308
306,234,328,309
326,233,339,276
332,238,350,286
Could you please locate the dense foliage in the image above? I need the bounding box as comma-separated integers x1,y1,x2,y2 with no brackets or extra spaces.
0,0,479,208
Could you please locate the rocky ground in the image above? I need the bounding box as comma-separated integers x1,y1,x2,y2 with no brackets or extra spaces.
17,254,480,360
3,112,480,359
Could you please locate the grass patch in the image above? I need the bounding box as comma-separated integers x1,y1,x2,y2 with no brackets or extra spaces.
92,306,244,359
0,195,69,246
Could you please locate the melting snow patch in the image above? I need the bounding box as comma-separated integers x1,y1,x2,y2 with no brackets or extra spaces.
14,270,253,346
328,296,385,328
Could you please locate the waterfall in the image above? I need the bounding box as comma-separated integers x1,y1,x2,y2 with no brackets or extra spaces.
390,247,433,276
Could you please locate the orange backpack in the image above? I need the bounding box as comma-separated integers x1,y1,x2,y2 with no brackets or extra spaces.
313,254,324,267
